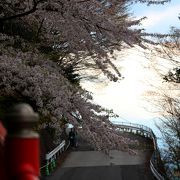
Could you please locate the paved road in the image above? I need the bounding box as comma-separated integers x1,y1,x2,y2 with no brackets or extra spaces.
43,134,155,180
61,150,152,167
44,150,154,180
45,164,154,180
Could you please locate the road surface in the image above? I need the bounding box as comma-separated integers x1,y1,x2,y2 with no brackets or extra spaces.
44,149,155,180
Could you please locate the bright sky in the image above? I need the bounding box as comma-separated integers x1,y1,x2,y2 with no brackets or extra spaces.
132,0,180,33
81,49,163,134
81,1,180,141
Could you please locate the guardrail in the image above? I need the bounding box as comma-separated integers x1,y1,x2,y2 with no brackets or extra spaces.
150,160,165,180
40,140,70,176
46,140,66,161
112,121,166,180
112,121,153,135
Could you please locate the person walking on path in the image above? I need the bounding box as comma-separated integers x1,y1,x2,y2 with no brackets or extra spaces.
69,128,76,148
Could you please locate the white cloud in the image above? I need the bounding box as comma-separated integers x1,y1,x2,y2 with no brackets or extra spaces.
140,5,180,29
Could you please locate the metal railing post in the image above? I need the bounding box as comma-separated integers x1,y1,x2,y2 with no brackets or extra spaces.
4,103,40,180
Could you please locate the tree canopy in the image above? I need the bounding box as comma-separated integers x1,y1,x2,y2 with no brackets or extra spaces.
0,0,169,152
0,0,168,80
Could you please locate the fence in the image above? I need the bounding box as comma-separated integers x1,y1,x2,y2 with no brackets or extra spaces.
40,121,166,179
112,121,166,180
40,140,70,176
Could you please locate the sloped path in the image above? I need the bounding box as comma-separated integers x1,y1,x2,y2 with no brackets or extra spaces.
61,150,152,167
45,164,154,180
44,134,155,180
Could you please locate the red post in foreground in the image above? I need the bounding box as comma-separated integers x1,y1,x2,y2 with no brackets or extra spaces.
4,104,40,180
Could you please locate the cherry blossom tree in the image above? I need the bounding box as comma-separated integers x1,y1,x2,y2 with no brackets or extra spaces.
0,0,169,152
0,50,136,152
0,0,168,80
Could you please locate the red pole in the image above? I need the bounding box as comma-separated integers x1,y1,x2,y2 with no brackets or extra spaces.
0,121,7,179
4,104,40,180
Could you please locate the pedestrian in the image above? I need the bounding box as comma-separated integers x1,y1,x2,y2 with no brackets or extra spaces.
69,128,75,147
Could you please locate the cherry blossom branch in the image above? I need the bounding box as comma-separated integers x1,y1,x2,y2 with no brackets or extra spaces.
0,0,42,22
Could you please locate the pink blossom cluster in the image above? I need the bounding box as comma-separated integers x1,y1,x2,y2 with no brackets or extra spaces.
0,0,166,81
0,46,136,151
0,0,166,152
